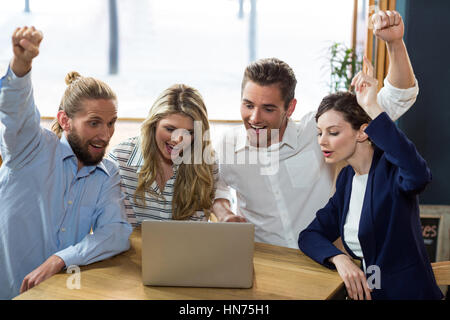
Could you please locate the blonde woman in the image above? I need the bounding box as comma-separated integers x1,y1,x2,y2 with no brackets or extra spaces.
109,84,217,227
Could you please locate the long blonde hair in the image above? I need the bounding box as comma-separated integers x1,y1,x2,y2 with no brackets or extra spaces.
51,71,117,138
135,84,215,220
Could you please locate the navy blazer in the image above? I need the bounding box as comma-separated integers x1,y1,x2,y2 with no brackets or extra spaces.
298,112,443,300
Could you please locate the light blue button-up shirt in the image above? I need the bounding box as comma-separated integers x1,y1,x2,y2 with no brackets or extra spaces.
0,67,132,299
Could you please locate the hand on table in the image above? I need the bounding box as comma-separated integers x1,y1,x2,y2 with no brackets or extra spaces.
330,254,372,300
212,198,248,223
20,255,65,294
220,212,248,223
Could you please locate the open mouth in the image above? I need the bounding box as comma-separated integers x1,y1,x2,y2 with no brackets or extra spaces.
165,143,183,155
249,124,267,134
89,142,106,153
322,150,333,158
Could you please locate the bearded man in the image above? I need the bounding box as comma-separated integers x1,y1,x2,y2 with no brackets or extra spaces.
0,26,131,299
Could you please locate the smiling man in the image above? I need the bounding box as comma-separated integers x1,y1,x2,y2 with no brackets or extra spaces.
240,79,295,148
0,26,132,299
212,10,420,248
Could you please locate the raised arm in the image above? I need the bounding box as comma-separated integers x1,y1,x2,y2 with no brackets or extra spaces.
372,10,415,89
0,27,44,167
355,10,418,121
354,57,431,194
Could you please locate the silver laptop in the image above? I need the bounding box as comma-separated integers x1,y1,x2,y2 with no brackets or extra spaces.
142,220,255,288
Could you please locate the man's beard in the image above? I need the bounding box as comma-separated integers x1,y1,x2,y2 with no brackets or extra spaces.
67,129,107,167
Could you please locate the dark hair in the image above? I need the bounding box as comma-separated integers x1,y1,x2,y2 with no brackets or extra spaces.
241,57,297,109
315,91,372,130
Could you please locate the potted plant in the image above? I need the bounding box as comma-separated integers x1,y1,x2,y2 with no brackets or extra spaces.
327,42,363,93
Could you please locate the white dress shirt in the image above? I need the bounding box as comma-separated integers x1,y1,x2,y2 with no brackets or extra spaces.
215,78,419,249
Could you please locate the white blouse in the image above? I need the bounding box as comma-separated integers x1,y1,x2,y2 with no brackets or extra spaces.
343,173,369,271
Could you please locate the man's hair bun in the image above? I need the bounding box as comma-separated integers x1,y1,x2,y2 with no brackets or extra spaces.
65,71,82,85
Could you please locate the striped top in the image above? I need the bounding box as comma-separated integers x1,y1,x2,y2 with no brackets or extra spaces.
108,136,216,227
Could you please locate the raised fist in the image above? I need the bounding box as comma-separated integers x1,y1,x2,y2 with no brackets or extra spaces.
11,26,43,76
371,10,404,44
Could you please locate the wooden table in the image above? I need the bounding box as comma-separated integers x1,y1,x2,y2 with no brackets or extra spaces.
15,229,345,300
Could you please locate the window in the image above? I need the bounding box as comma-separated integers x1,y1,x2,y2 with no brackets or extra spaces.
1,0,354,121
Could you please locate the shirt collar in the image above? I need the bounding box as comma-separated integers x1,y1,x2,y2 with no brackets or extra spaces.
60,133,76,160
234,118,298,153
59,133,111,177
234,125,249,153
280,118,298,150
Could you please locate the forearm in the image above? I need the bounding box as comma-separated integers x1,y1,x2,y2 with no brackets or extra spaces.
45,255,65,273
57,172,132,267
20,255,65,293
329,253,348,266
299,228,344,269
386,39,415,89
298,187,347,269
367,112,424,164
56,221,131,267
365,102,384,120
10,56,32,78
365,112,431,190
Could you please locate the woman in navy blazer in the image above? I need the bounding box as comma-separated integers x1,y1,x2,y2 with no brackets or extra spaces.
298,58,442,300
